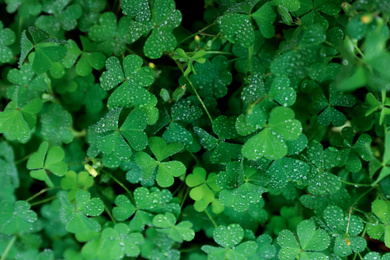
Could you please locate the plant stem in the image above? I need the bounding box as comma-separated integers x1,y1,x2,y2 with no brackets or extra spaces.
180,187,190,209
15,154,31,165
187,150,200,165
30,195,57,206
204,209,218,228
340,179,373,187
1,235,17,260
103,202,116,224
351,187,375,207
26,188,49,202
172,58,213,123
106,171,135,205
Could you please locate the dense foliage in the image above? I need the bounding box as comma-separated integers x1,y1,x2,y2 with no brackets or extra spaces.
1,0,390,259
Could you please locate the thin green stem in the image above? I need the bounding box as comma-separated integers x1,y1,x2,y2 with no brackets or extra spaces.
103,202,116,224
178,22,216,45
1,235,17,260
26,187,49,202
106,170,135,205
30,195,57,206
351,187,375,207
15,154,31,165
180,187,190,209
340,179,373,187
204,209,218,228
172,58,213,123
187,150,200,165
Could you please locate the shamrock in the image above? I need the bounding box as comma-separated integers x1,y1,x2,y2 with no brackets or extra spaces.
194,115,242,164
189,55,232,99
367,199,390,248
310,84,356,127
252,2,276,38
124,0,182,59
0,96,42,143
60,171,94,201
278,219,330,260
87,108,149,168
0,21,15,64
20,26,67,74
330,127,372,173
370,131,390,184
242,106,302,160
218,13,255,47
153,212,195,242
0,201,37,235
40,103,74,145
58,190,104,233
7,64,48,95
81,223,144,259
88,12,132,56
135,137,185,187
99,55,154,109
0,142,18,199
62,36,106,76
216,161,267,212
185,167,222,212
26,141,68,187
5,0,42,18
202,224,258,259
319,205,366,257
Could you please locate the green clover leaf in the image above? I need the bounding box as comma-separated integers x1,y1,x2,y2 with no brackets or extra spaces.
87,108,148,168
7,64,48,95
189,56,232,99
153,212,195,242
100,55,154,109
0,97,43,143
252,2,276,38
112,194,136,221
216,161,267,212
60,171,94,201
218,13,255,47
5,0,42,18
310,84,356,127
20,26,67,74
62,37,106,76
88,12,132,56
278,219,330,260
242,106,302,160
0,21,15,64
202,224,258,259
58,190,104,233
330,127,372,173
321,205,366,257
0,200,37,235
40,103,74,145
250,234,276,260
367,199,390,248
185,167,221,212
27,141,68,187
135,137,185,187
0,142,18,199
125,0,182,59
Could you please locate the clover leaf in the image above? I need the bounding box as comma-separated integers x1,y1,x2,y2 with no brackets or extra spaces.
185,167,221,212
310,84,356,127
20,26,67,74
100,55,154,109
112,194,136,222
60,171,94,201
0,21,15,64
189,55,232,99
82,223,144,259
330,127,372,173
0,97,42,143
58,190,104,233
5,0,42,18
27,141,68,187
87,108,148,168
242,106,302,160
0,142,18,199
216,161,266,212
40,103,74,145
135,137,185,187
218,13,255,47
88,12,132,56
250,234,276,260
202,224,258,259
278,219,330,260
320,205,366,257
7,64,48,95
153,212,195,243
301,141,341,195
125,0,182,59
62,37,106,76
367,199,390,248
252,2,276,38
364,252,390,260
0,201,37,235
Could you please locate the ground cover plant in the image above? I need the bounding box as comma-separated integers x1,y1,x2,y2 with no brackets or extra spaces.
1,0,390,259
